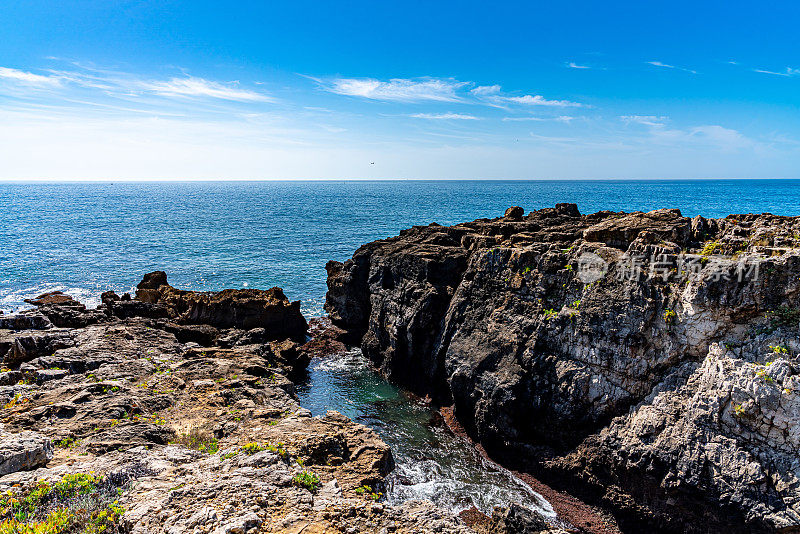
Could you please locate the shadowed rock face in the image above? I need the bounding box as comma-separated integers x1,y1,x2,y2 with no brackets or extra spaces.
326,204,800,533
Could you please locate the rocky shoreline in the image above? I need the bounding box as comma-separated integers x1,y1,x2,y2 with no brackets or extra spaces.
1,272,565,533
326,204,800,533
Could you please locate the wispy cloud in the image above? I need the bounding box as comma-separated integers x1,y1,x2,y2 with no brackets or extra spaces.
494,94,583,107
567,62,590,69
753,66,800,77
646,61,697,74
503,115,576,122
621,114,757,152
324,77,467,102
470,85,501,96
410,112,479,120
320,77,583,107
621,115,668,127
138,76,272,102
0,67,61,86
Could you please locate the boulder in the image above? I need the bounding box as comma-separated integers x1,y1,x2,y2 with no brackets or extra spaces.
0,427,52,475
504,206,524,220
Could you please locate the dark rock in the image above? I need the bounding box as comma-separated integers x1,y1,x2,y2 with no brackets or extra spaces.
132,272,307,338
326,204,800,533
137,270,168,290
0,311,52,331
2,329,75,368
106,299,171,320
24,291,75,306
101,290,120,307
34,369,69,382
504,206,524,220
488,504,550,533
160,322,219,345
22,292,106,329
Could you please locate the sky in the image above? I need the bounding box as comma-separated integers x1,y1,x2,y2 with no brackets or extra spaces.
1,0,799,180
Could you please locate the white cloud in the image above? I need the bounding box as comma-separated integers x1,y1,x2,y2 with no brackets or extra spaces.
411,113,479,120
621,115,668,127
139,76,272,102
470,84,501,95
325,77,466,102
0,67,61,86
753,67,800,77
567,62,590,69
496,94,583,107
646,61,697,74
503,115,576,122
689,125,754,150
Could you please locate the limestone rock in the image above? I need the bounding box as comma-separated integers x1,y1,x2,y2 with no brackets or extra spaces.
0,427,52,475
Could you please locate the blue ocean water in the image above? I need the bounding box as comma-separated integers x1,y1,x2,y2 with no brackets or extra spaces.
2,179,799,314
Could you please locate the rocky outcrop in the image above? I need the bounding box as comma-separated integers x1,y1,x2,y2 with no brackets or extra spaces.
134,271,309,337
0,273,518,533
326,204,800,533
0,426,52,475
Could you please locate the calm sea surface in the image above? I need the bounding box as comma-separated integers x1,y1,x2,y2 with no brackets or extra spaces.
3,179,799,314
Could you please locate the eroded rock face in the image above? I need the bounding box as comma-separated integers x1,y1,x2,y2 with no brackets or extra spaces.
134,271,309,338
326,204,800,533
0,426,52,475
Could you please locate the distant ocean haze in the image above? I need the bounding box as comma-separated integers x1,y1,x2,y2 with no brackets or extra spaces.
2,179,799,315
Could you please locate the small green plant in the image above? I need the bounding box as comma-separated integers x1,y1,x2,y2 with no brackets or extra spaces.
54,438,80,450
769,344,789,355
291,471,320,493
240,442,267,455
543,309,558,321
663,309,677,324
173,430,219,454
733,404,745,417
522,266,532,274
700,241,721,257
758,306,800,335
354,485,382,501
755,368,774,383
572,300,581,309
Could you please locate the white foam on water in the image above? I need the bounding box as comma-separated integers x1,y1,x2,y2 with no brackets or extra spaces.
0,283,100,312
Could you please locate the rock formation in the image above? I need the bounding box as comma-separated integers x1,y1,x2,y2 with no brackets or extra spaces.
326,204,800,533
4,273,558,533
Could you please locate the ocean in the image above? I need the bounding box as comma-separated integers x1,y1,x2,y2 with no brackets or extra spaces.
2,179,800,314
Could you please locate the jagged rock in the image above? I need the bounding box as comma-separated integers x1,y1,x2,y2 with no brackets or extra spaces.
105,299,171,320
0,310,52,331
504,206,524,220
23,292,106,328
1,328,75,367
132,272,308,338
0,427,52,475
488,503,552,533
326,204,800,533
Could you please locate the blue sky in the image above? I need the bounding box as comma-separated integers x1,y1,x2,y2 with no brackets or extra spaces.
1,0,799,179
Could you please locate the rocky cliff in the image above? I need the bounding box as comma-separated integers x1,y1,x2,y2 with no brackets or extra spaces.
2,274,561,533
326,204,800,533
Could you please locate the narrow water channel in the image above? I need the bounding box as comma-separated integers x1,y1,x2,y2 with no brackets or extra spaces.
294,348,555,518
